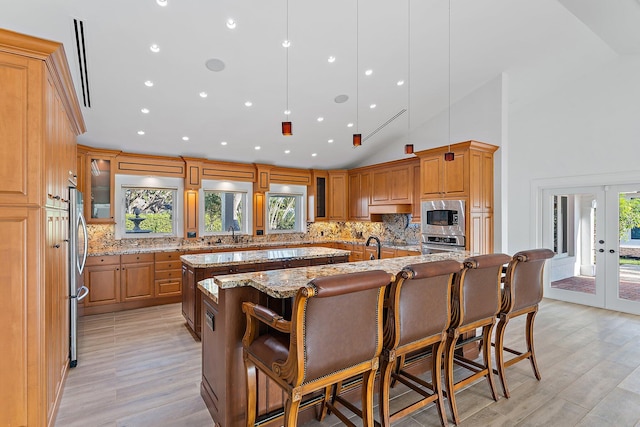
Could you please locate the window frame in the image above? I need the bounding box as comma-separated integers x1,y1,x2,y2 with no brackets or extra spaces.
199,180,253,236
266,184,307,234
114,175,184,239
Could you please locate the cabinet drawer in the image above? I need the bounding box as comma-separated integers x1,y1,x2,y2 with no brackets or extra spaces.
121,253,154,264
155,260,181,271
155,278,182,296
155,251,182,262
155,269,182,280
86,255,120,266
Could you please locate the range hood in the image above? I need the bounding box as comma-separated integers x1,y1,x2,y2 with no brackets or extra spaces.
368,204,412,214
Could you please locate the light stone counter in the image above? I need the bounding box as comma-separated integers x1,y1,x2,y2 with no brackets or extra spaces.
180,247,350,268
199,251,469,299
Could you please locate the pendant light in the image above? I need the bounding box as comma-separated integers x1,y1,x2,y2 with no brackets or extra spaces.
281,0,292,136
444,0,454,161
404,0,413,155
353,0,361,147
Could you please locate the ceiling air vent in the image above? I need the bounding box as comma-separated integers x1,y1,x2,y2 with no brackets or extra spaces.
363,109,406,142
73,19,91,108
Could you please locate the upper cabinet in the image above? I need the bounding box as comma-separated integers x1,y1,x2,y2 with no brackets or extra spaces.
328,170,348,221
419,147,468,198
309,170,329,222
80,148,119,224
370,163,413,206
348,171,370,221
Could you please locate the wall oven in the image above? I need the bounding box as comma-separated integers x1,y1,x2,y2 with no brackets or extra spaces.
421,199,466,253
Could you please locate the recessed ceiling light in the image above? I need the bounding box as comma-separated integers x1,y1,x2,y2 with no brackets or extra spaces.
334,94,349,103
311,153,317,157
156,0,168,7
347,122,354,128
397,80,405,86
199,92,208,98
365,69,373,76
245,101,253,107
226,18,236,29
220,141,228,146
284,150,291,154
141,108,149,114
144,80,154,87
370,103,376,109
317,117,324,122
137,131,145,135
328,139,334,143
182,136,189,141
282,40,291,48
255,146,261,150
284,109,291,115
328,56,336,63
205,58,226,72
149,44,160,53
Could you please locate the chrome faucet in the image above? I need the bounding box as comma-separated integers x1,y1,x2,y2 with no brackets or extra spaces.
228,225,237,243
365,235,381,260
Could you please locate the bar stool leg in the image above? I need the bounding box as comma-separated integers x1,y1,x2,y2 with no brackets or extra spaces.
378,353,394,427
444,331,460,425
284,397,301,427
244,358,257,427
526,310,542,380
481,323,499,402
494,315,510,398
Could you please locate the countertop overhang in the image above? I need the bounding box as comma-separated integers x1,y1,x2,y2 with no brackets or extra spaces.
199,251,469,299
180,246,351,268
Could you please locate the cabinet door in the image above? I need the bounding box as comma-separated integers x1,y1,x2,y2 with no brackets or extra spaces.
390,166,412,203
328,171,347,221
201,299,221,411
468,211,493,255
86,156,115,223
421,156,443,197
442,151,467,196
120,261,154,300
155,277,182,297
348,172,370,220
314,173,328,221
371,170,390,204
84,264,121,306
411,163,421,223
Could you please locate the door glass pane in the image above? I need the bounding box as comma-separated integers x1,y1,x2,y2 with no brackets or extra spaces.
90,158,111,219
550,193,598,296
618,192,640,302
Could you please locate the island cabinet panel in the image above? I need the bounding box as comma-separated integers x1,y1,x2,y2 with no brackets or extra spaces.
182,265,196,332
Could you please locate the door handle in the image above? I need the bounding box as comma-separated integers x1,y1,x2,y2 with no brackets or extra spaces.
609,249,615,254
598,240,604,244
598,249,604,253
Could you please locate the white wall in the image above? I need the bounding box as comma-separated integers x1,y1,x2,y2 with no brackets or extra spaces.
508,55,640,253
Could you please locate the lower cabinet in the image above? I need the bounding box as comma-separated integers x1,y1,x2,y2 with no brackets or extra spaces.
120,254,154,301
84,256,121,306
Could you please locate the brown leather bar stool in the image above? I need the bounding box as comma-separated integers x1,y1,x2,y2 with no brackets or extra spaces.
493,248,554,398
378,260,462,427
241,270,392,427
443,253,511,425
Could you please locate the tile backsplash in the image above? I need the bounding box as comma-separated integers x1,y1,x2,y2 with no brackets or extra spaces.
87,214,420,253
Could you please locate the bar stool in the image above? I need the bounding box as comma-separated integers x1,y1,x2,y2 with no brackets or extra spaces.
443,253,511,425
378,260,462,427
241,270,392,427
493,248,554,398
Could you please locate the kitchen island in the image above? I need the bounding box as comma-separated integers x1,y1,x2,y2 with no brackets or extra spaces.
180,247,351,339
196,251,469,427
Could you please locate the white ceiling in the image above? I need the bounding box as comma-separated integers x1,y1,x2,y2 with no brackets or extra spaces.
1,0,636,169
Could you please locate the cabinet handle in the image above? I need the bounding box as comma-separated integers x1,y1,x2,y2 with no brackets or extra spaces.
53,244,61,248
53,195,61,200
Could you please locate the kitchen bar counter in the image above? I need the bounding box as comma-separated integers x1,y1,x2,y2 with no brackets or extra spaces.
181,246,350,269
199,251,468,299
196,251,469,427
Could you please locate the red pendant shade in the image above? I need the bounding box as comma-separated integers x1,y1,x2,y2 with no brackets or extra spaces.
353,134,362,147
444,151,455,161
404,144,414,154
282,121,292,136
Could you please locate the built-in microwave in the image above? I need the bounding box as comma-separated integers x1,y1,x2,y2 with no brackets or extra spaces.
421,199,465,237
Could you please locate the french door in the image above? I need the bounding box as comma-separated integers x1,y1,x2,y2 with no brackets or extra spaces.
542,185,640,315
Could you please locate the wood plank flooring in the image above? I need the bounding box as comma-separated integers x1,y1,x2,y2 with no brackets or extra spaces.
56,300,640,426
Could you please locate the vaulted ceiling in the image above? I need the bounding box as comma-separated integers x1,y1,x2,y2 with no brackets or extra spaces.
1,0,638,169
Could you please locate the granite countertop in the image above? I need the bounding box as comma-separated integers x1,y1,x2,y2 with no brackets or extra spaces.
180,247,351,268
87,239,421,257
199,251,469,299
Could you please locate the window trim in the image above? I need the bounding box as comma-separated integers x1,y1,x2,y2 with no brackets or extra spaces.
114,175,184,239
199,180,253,236
266,184,307,234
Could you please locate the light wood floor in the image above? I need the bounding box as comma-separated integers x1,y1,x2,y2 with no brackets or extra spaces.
56,299,640,426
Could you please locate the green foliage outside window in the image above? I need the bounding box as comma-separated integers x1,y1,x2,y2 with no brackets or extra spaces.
619,196,640,240
268,195,296,230
124,188,174,234
204,191,244,232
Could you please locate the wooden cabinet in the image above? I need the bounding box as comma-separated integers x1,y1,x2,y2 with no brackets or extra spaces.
309,170,329,221
0,29,85,427
415,141,499,254
411,163,422,223
328,170,348,221
85,152,117,223
155,251,183,297
84,256,121,306
370,164,413,205
348,171,371,220
121,253,155,301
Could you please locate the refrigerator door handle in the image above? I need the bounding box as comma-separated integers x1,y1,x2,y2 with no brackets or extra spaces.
78,212,88,274
76,285,89,302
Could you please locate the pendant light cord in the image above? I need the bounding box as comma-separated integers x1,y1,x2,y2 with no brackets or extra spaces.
448,0,451,152
356,0,359,133
286,0,289,117
408,0,411,143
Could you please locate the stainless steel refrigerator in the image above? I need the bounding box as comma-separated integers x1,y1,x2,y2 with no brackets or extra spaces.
69,186,89,367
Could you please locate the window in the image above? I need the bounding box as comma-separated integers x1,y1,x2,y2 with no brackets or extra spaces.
114,176,183,239
200,180,252,236
267,184,307,233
